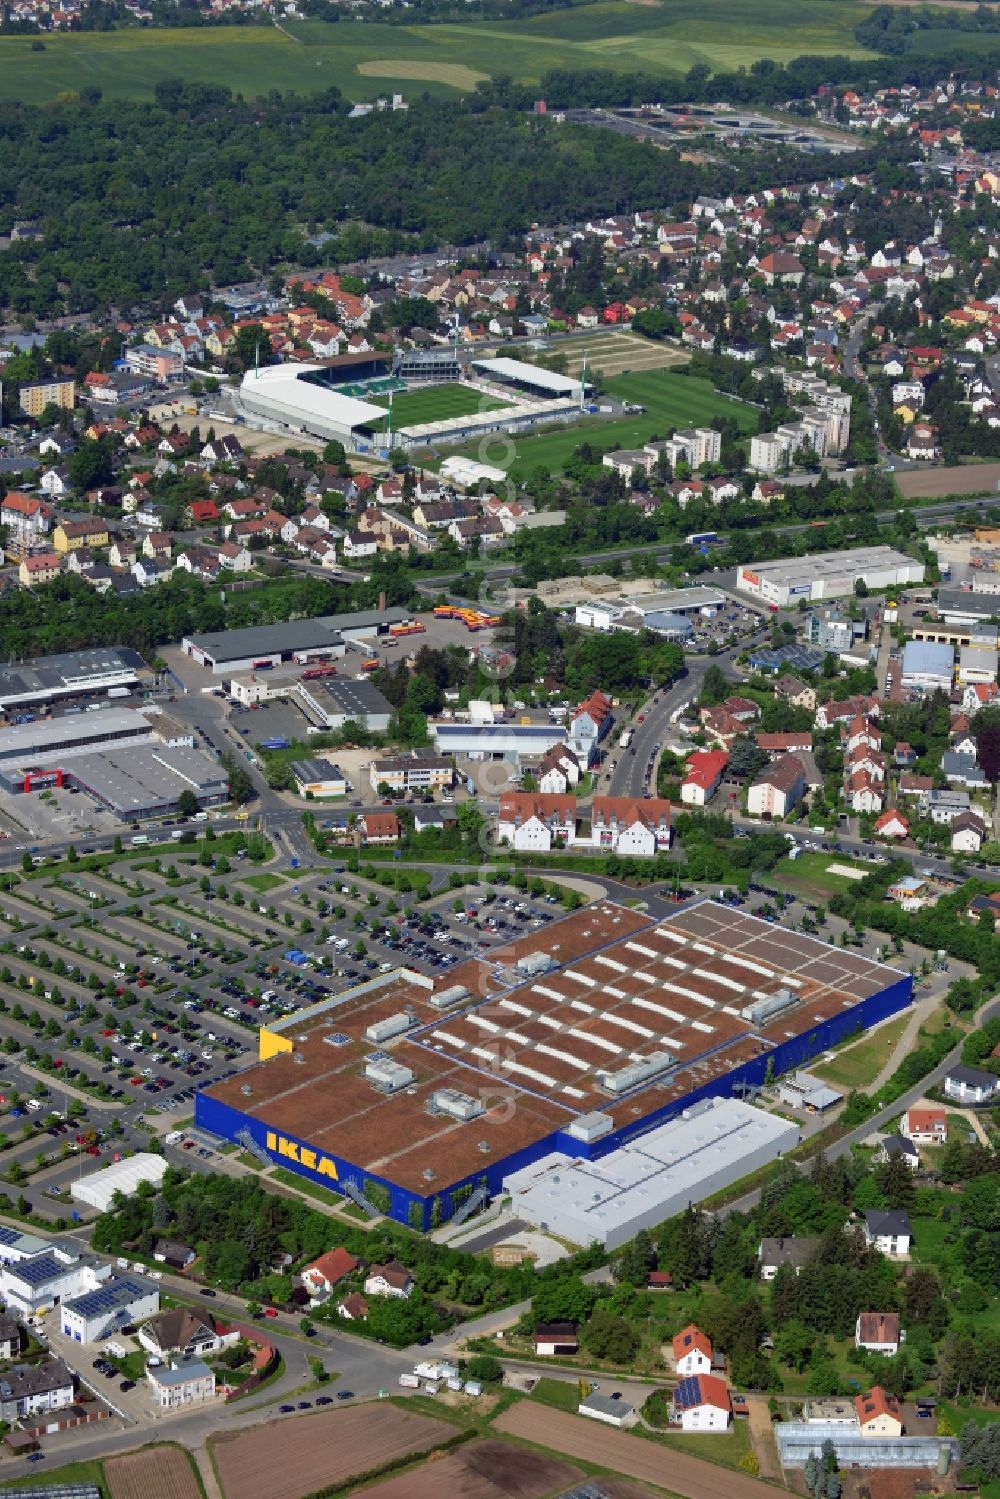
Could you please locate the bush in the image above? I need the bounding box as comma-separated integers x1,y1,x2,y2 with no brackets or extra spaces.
466,1354,503,1384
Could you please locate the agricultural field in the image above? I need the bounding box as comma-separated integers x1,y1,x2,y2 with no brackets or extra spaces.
105,1446,202,1499
211,1404,453,1499
368,382,510,431
433,369,757,476
361,1437,586,1499
0,0,876,105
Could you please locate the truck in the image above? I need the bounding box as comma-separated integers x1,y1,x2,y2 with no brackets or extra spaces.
618,729,633,749
131,834,149,846
107,686,131,699
398,1373,420,1389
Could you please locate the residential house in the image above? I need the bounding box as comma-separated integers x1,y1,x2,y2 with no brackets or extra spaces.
951,810,989,852
336,1293,369,1322
878,1135,920,1170
538,744,581,794
758,1237,820,1280
363,1261,413,1299
301,1248,359,1303
774,674,817,710
875,809,909,840
497,792,577,852
855,1312,903,1356
672,1374,732,1433
0,1360,74,1424
681,749,729,807
146,1359,216,1410
19,552,61,587
863,1209,912,1256
589,796,672,856
855,1386,904,1438
138,1309,235,1361
52,518,109,554
901,1106,946,1146
0,492,51,556
944,1064,1000,1104
672,1324,713,1376
570,690,614,764
746,753,806,820
360,811,400,845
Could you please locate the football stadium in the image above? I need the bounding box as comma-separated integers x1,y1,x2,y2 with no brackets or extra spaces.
195,900,912,1233
237,350,589,455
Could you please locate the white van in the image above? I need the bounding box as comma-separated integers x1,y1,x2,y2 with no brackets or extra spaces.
26,1099,42,1113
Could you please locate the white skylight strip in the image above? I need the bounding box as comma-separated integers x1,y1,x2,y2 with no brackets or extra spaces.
503,1059,557,1088
631,997,687,1024
626,942,659,960
532,984,567,1002
568,1027,622,1054
719,953,775,979
536,1043,589,1070
564,970,597,987
569,999,595,1015
604,1015,655,1039
594,955,629,974
467,1014,501,1034
431,1030,465,1048
691,1020,715,1034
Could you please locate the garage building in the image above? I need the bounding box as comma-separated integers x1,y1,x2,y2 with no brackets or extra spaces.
291,758,350,798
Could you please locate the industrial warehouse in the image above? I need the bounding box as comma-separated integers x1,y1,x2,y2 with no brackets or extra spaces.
0,708,226,817
0,648,142,712
736,546,924,607
182,608,412,674
195,900,911,1234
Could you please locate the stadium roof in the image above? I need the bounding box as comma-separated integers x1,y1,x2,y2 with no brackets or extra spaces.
471,356,581,397
240,365,386,430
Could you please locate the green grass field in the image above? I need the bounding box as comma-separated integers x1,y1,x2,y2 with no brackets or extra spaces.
0,0,875,105
434,370,757,476
369,382,510,433
768,850,869,903
813,1010,911,1091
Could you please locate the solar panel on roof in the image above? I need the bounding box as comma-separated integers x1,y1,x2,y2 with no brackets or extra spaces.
674,1376,703,1408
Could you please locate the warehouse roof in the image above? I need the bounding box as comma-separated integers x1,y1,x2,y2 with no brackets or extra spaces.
307,678,393,718
291,758,347,785
901,639,954,677
69,746,227,813
185,619,344,661
744,545,919,586
63,1277,151,1320
502,1099,799,1238
0,647,139,705
0,708,151,761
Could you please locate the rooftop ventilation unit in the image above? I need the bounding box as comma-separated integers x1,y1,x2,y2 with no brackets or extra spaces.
515,951,557,978
566,1110,614,1143
596,1051,675,1095
741,987,797,1026
365,1012,414,1045
365,1058,415,1093
292,1051,306,1065
430,1089,485,1122
240,1084,253,1097
429,984,469,1011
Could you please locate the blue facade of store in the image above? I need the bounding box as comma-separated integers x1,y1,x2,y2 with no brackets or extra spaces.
195,970,912,1232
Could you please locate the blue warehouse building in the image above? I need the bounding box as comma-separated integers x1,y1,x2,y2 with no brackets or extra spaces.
196,900,911,1232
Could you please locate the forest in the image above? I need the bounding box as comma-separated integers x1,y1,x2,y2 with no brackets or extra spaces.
0,84,729,315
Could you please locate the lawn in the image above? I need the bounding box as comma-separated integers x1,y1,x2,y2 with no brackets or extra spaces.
239,872,285,894
0,1,875,105
813,1010,912,1091
0,1459,105,1491
768,850,870,904
642,1413,754,1471
530,1377,584,1412
368,382,510,432
437,371,758,477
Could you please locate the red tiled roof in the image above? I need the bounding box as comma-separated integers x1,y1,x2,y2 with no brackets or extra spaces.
672,1324,712,1362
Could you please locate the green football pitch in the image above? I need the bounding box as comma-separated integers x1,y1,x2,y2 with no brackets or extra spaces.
367,382,510,432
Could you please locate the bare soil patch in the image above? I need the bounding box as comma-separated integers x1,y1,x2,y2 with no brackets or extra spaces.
493,1403,776,1498
895,461,1000,499
105,1446,202,1499
212,1403,452,1499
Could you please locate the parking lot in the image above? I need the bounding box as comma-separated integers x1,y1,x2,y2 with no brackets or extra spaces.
0,827,570,1214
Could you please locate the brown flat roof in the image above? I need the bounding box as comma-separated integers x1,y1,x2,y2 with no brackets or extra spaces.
204,900,904,1195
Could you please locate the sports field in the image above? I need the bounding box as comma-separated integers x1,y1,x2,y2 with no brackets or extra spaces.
368,382,510,432
561,329,689,378
0,0,875,105
433,369,757,475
